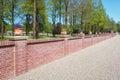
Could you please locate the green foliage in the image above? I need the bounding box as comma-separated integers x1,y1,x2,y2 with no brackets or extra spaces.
21,0,49,33
44,22,53,33
67,27,73,34
72,26,80,34
117,22,120,32
0,0,119,39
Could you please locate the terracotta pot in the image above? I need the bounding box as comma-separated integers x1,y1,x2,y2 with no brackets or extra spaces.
89,31,92,35
61,31,67,35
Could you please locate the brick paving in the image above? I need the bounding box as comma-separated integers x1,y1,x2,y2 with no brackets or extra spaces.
9,35,120,80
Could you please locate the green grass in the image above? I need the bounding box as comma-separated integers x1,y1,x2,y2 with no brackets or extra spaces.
27,35,60,39
37,35,59,38
39,35,52,38
0,36,10,40
0,34,62,41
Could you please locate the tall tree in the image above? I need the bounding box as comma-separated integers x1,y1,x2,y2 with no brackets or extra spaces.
11,0,15,36
21,0,33,36
85,0,94,33
4,0,18,36
33,0,37,39
48,0,58,27
64,0,69,27
0,0,4,39
117,21,120,32
22,0,48,38
47,0,60,36
58,0,62,23
25,14,31,35
94,0,107,33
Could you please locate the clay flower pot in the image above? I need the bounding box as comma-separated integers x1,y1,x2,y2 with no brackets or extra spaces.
61,28,67,35
61,31,67,35
89,31,92,35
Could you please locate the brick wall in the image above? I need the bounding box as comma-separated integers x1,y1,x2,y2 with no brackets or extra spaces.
67,38,83,53
0,34,114,80
15,41,28,76
0,41,15,80
83,36,92,48
27,39,65,70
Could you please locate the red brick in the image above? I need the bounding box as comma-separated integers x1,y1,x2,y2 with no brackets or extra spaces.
0,34,114,79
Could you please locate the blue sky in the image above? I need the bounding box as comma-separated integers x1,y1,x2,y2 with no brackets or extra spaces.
102,0,120,23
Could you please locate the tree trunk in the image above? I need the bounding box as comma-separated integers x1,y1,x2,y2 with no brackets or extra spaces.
26,14,30,36
12,0,15,36
65,5,67,27
36,8,40,39
1,0,4,39
80,10,83,31
52,9,57,37
33,0,37,39
59,0,61,23
64,0,68,28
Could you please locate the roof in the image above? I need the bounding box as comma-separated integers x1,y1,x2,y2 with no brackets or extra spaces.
14,23,23,28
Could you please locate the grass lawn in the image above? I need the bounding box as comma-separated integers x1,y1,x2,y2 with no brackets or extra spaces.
0,34,61,41
0,36,10,41
28,35,60,39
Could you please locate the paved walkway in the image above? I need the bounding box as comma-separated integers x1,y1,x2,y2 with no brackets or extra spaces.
10,35,120,80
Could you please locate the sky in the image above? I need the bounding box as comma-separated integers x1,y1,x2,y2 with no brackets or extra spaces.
102,0,120,23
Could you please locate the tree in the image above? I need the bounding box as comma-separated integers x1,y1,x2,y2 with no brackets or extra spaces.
47,0,61,36
22,0,48,38
21,0,33,36
0,0,4,39
84,0,94,33
58,0,62,23
3,0,19,36
117,21,120,32
33,0,37,39
64,0,69,27
11,0,15,36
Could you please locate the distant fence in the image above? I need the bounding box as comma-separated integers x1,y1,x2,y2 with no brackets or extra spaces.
0,34,115,80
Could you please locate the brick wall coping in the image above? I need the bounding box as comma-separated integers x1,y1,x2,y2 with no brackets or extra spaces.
84,36,92,38
27,38,64,45
0,34,113,47
0,41,15,48
68,37,82,40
